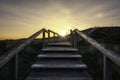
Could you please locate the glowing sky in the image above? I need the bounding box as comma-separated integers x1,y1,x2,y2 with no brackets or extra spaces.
0,0,120,39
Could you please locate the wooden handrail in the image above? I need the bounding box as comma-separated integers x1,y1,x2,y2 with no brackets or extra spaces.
74,29,120,66
0,28,45,68
72,29,120,80
0,28,60,80
0,28,60,68
48,29,60,36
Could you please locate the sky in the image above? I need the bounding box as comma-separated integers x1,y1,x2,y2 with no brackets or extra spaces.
0,0,120,39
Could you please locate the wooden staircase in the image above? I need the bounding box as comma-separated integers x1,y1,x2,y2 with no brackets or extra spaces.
25,42,93,80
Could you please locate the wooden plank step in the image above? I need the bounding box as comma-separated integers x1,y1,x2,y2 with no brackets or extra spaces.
47,42,72,47
38,52,81,58
42,47,78,52
26,71,93,80
38,54,81,58
32,59,87,69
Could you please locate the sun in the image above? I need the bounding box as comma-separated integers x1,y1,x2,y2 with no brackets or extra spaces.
61,30,66,37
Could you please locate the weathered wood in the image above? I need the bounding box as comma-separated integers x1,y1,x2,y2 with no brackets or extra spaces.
70,31,74,45
11,57,16,80
48,29,59,36
42,47,78,52
42,30,45,48
31,59,87,69
48,30,60,42
15,54,18,80
0,28,45,68
47,42,72,46
48,31,50,42
70,29,73,42
53,33,56,41
73,32,77,48
26,71,93,80
75,29,120,66
0,28,61,80
103,55,112,80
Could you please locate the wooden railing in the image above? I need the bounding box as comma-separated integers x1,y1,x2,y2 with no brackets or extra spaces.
0,28,60,80
71,29,120,80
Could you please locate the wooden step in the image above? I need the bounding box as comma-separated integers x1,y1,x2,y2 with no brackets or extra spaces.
32,59,87,69
38,52,81,58
26,71,93,80
38,54,81,58
47,42,72,47
25,41,93,80
42,47,78,52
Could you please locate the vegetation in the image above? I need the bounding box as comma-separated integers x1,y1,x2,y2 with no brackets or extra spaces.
0,39,43,80
77,27,120,80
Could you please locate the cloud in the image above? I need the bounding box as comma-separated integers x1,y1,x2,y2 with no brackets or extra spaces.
0,0,120,39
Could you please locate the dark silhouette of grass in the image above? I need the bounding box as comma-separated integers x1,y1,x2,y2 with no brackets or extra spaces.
0,39,43,80
77,27,120,80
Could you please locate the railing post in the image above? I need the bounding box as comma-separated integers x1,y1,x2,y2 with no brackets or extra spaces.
71,31,74,45
57,34,59,41
15,54,18,80
42,30,45,48
11,57,16,80
54,33,55,42
103,55,112,80
70,29,72,42
48,31,50,43
73,32,77,48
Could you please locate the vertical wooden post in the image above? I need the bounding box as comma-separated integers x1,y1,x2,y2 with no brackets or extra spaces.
15,54,18,80
103,55,112,80
11,58,16,80
73,32,77,48
70,29,72,42
42,30,45,48
48,31,50,43
54,33,55,42
71,31,74,45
